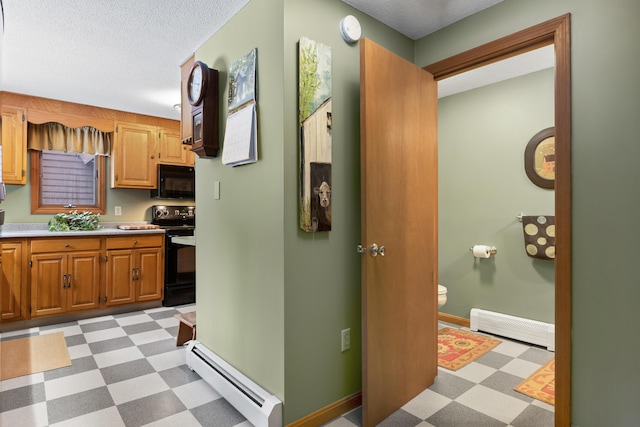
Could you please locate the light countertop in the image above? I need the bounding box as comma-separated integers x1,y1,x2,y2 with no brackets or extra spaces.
0,222,165,239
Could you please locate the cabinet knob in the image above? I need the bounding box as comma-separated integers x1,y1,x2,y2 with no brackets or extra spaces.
133,240,138,245
65,243,70,247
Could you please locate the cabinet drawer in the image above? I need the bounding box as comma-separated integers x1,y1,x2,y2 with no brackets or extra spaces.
31,238,101,253
106,234,164,250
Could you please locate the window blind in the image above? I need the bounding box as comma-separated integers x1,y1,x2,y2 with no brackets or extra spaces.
40,150,96,207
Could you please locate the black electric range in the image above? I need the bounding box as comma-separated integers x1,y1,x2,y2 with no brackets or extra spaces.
152,205,195,306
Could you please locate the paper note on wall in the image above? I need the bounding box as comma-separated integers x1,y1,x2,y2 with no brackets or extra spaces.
221,103,257,167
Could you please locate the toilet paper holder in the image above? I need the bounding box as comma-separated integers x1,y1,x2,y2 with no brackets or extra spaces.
469,245,498,255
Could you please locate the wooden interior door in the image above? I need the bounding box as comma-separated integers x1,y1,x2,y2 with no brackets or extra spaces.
360,38,438,427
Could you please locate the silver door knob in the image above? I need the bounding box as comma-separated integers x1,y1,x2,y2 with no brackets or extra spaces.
370,243,385,257
356,244,366,254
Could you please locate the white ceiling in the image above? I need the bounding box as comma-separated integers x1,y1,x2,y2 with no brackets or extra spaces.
0,0,250,120
0,0,550,121
342,0,504,40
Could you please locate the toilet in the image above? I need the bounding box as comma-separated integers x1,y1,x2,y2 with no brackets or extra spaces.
438,284,448,308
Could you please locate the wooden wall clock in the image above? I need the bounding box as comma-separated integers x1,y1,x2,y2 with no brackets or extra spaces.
188,61,219,158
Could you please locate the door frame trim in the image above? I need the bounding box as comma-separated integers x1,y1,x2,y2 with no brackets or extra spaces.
424,14,571,427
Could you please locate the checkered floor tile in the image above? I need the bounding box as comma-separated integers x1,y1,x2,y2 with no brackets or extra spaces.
2,308,554,427
323,324,555,427
0,304,251,427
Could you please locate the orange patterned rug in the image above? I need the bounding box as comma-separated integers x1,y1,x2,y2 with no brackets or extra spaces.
437,327,501,371
515,357,555,405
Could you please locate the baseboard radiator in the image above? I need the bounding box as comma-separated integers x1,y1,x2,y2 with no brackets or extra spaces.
470,308,555,351
185,341,282,427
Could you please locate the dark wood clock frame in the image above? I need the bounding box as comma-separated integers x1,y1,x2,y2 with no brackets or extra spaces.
190,63,219,158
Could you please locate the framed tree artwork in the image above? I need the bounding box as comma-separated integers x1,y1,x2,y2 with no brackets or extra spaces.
298,37,332,232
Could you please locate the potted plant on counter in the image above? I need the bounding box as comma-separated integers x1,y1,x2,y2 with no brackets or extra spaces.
48,210,103,231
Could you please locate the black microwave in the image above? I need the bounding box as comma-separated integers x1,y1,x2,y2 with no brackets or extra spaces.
150,164,195,199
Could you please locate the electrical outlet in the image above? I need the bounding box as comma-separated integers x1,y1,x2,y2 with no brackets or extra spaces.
341,328,351,352
114,206,122,216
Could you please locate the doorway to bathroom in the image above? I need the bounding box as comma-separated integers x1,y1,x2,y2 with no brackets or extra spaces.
424,14,571,426
359,14,571,427
436,51,556,323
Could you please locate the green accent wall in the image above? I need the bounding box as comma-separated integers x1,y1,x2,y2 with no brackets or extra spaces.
416,1,640,425
439,68,555,323
193,0,287,406
193,0,412,423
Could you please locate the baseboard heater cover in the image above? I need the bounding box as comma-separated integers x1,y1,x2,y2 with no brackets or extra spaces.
185,341,282,427
470,308,555,351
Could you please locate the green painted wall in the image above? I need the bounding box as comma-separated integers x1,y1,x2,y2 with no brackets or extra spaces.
282,0,412,423
193,0,413,423
417,0,640,425
439,68,555,323
1,157,189,224
193,0,286,404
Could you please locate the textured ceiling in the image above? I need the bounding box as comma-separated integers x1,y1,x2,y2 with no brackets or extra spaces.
0,0,547,121
342,0,504,40
0,0,249,120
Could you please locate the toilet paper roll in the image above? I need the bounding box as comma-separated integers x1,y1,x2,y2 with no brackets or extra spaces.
472,245,491,258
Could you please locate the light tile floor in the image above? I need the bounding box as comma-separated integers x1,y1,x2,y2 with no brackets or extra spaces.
323,323,555,427
0,304,251,427
1,306,554,427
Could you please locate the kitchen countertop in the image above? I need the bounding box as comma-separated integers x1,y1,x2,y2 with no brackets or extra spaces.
0,222,165,238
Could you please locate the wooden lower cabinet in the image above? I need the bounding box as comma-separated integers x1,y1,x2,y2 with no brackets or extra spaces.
31,251,101,317
105,235,164,307
0,234,165,323
1,240,27,321
30,238,102,318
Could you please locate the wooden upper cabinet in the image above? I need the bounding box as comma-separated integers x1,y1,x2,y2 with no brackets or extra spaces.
180,55,195,145
112,122,158,189
158,127,194,166
1,105,27,184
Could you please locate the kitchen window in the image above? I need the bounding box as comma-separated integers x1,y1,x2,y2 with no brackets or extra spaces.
30,150,106,214
28,122,110,215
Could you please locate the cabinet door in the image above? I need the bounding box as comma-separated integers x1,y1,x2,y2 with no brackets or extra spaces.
31,253,66,317
67,251,101,312
158,128,192,166
105,249,136,306
0,105,27,184
112,122,157,188
136,247,164,302
1,242,25,321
